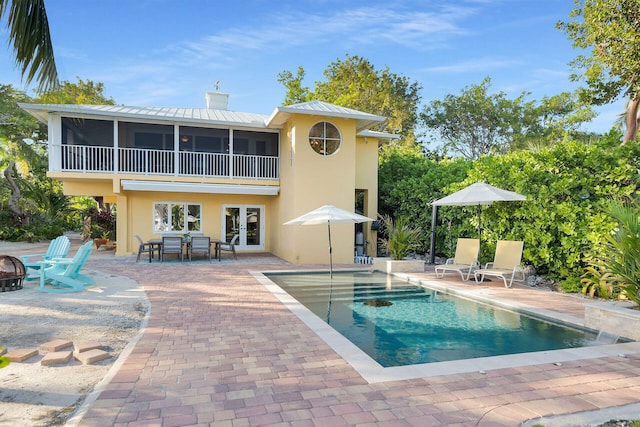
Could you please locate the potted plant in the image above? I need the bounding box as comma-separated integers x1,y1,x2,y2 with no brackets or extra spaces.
182,232,191,243
374,214,424,273
94,231,110,249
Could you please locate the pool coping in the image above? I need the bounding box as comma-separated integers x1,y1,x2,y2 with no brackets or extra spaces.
253,269,640,384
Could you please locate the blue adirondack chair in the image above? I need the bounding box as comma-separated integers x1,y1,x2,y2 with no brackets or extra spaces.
38,241,95,293
21,236,71,280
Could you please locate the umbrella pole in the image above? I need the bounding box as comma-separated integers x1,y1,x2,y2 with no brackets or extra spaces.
429,204,438,264
328,222,333,279
477,204,481,240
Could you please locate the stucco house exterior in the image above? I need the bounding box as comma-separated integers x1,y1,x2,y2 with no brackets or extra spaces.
20,91,397,265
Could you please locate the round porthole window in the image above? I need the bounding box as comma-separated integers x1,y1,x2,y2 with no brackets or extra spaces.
309,122,341,156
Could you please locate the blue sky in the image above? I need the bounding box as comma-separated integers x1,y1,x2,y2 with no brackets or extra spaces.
0,0,624,134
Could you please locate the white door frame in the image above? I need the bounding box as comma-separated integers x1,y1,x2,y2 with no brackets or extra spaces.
221,204,265,251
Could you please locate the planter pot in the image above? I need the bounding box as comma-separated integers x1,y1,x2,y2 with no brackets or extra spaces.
373,257,425,274
585,301,640,341
94,238,109,249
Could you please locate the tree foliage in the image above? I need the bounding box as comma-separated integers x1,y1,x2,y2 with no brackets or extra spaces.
0,79,115,241
379,130,640,286
35,78,116,105
0,0,58,90
278,54,422,139
421,77,595,159
378,144,471,253
558,0,640,141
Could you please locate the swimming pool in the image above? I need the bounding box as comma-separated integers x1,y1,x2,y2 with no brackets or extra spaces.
264,270,601,368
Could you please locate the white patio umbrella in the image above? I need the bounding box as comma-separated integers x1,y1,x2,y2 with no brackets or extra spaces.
284,205,375,278
429,182,526,263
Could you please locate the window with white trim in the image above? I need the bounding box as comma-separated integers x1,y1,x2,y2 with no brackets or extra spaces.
309,122,341,156
153,202,201,233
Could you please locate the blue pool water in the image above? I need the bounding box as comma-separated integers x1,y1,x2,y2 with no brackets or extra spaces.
265,271,601,367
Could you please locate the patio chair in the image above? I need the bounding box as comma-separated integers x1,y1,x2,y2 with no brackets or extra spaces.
38,241,95,293
218,235,239,260
474,240,525,288
189,236,212,262
161,236,184,262
434,238,480,280
21,235,71,280
134,234,157,263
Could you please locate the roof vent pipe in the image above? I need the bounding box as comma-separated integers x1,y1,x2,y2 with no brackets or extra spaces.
205,91,229,110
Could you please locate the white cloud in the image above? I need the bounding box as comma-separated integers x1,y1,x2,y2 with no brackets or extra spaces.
422,58,520,74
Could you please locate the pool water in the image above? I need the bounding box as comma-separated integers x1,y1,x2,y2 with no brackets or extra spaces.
265,271,601,367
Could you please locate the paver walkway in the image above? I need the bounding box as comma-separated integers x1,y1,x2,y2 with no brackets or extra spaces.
72,254,640,427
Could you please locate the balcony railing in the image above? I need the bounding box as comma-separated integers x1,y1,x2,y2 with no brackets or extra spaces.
58,146,279,180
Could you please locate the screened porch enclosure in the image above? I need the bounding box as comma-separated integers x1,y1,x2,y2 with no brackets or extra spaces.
56,118,280,180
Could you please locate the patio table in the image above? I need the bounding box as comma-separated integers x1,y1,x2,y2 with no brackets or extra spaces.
147,239,163,263
147,238,221,262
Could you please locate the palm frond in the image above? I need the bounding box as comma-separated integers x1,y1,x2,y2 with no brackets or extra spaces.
1,0,58,90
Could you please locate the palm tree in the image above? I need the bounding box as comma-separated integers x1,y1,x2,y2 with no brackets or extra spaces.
0,0,58,90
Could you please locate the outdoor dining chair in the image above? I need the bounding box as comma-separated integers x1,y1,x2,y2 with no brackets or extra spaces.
218,235,239,260
161,236,184,262
134,234,157,263
189,236,212,262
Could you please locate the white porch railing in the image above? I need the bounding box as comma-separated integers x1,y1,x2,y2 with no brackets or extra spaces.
58,146,279,180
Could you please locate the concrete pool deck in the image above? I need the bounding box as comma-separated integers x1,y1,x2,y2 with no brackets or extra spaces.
22,247,640,426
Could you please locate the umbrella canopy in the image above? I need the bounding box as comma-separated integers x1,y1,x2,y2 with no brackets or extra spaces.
429,183,526,263
284,205,375,277
432,182,526,207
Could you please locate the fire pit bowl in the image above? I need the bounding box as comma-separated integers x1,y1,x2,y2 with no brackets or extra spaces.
0,255,26,292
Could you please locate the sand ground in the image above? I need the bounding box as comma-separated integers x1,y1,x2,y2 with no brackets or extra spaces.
0,241,149,427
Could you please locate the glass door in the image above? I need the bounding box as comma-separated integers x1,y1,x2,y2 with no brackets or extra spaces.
222,205,264,251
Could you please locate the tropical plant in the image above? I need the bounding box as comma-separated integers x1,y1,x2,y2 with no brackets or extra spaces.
596,200,640,306
580,264,615,299
0,347,9,369
378,214,422,260
0,0,58,90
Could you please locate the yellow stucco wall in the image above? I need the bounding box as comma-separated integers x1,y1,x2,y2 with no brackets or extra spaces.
272,115,375,265
52,112,380,265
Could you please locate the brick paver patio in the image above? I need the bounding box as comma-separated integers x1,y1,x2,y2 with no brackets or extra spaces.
67,253,640,427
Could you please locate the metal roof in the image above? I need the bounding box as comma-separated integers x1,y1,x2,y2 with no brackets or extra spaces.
266,100,386,131
18,103,271,129
357,129,400,141
19,99,391,134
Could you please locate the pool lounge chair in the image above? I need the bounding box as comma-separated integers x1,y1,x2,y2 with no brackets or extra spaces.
38,241,95,293
434,238,480,280
474,240,525,288
21,235,71,280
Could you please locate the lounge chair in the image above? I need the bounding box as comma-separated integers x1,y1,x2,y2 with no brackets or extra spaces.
161,236,184,262
434,238,480,280
21,235,71,280
189,236,212,262
38,241,95,293
474,240,525,288
218,235,239,260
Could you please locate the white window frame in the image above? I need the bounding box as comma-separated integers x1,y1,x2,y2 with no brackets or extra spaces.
308,121,341,156
153,201,202,234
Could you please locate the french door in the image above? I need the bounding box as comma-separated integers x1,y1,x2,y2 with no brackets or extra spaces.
222,205,264,251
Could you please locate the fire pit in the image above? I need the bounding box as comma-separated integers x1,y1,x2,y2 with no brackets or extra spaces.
0,255,26,292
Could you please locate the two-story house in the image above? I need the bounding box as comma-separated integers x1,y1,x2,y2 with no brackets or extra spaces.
20,91,397,265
